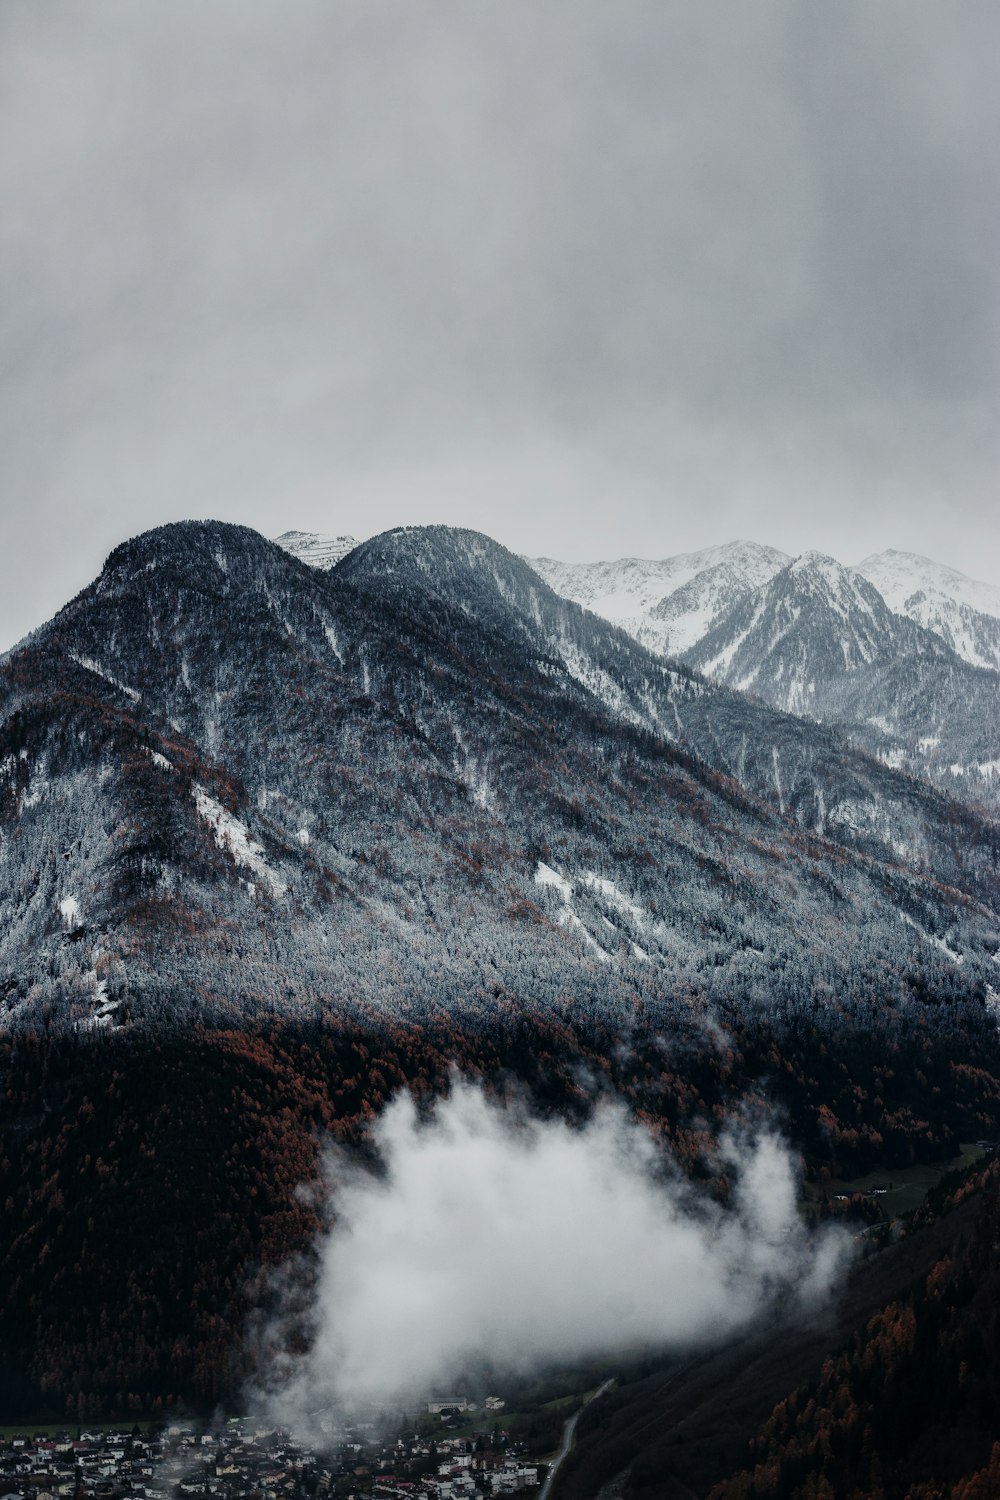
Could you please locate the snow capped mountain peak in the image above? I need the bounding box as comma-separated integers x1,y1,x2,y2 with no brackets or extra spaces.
856,550,1000,670
856,549,1000,620
526,539,790,658
781,552,886,615
788,550,840,574
685,547,909,702
526,539,788,622
274,531,360,571
528,533,996,809
785,551,852,592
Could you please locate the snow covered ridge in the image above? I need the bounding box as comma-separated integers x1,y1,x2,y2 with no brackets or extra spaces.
527,541,790,652
275,528,999,667
273,531,360,571
525,541,1000,813
528,541,1000,670
857,549,1000,622
852,552,1000,671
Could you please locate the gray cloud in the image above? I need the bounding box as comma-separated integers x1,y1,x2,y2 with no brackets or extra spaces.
256,1083,845,1436
0,1,996,649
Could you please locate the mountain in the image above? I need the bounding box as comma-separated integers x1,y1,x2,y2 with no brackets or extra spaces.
2,521,997,1037
685,551,921,697
681,552,1000,813
527,544,1000,814
2,519,1000,1426
528,540,789,654
559,1156,1000,1500
529,540,1000,672
857,547,1000,625
273,529,359,569
857,548,1000,671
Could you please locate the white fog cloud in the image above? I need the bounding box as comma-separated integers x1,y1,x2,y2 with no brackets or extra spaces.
259,1083,845,1433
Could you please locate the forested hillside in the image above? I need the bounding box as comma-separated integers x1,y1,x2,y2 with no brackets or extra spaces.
707,1158,1000,1500
0,521,998,1454
1,523,997,1035
1,1003,998,1423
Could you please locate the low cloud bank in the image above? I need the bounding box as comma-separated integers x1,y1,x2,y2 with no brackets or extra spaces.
260,1083,845,1431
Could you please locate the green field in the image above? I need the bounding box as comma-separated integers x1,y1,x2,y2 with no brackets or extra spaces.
413,1393,574,1441
411,1376,617,1466
804,1142,989,1218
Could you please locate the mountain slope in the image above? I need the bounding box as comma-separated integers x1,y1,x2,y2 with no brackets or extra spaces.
1,522,998,1040
683,552,1000,812
558,1161,1000,1500
528,541,789,655
857,548,1000,671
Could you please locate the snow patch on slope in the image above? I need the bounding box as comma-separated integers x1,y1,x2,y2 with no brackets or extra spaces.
534,863,660,964
193,785,287,897
58,895,81,929
534,862,609,962
900,912,964,968
69,652,140,703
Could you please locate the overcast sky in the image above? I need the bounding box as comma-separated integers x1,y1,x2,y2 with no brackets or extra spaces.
1,1,997,649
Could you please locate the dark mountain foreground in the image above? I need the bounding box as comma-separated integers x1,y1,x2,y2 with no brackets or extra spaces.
558,1156,1000,1500
4,1004,994,1426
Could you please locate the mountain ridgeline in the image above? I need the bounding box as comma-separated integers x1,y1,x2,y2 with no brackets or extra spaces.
0,520,997,1038
526,541,1000,816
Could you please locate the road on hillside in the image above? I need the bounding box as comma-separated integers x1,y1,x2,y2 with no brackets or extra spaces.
538,1377,615,1500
